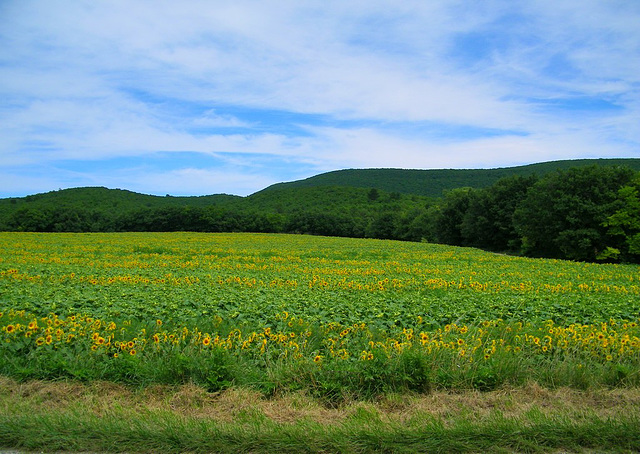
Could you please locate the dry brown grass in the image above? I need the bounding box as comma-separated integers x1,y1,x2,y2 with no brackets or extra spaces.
2,376,639,426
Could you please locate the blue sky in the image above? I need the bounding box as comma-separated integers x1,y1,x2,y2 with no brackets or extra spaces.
1,0,638,197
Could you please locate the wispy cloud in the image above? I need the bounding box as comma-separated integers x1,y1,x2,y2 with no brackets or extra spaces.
0,0,638,197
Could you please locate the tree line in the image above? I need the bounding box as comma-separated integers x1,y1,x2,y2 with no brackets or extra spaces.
3,165,639,263
428,165,640,263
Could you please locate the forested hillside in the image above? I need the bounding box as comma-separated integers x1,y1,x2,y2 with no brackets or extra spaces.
257,158,640,197
0,184,430,240
1,159,639,263
0,187,242,233
432,166,640,263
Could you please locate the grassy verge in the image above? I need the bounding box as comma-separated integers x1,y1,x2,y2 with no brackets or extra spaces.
1,377,639,453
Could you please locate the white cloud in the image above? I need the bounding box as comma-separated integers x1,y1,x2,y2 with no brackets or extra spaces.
192,110,250,128
303,124,638,171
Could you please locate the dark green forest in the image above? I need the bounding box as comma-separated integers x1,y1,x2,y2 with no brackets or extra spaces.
258,158,640,196
2,159,640,263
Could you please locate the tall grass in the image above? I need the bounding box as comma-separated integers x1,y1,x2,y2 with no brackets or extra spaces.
2,381,639,453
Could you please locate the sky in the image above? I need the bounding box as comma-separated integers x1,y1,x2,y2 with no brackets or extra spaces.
1,1,639,197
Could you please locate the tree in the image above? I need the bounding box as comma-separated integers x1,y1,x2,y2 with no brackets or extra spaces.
8,207,50,231
394,207,432,242
366,212,398,239
513,165,635,261
50,207,92,232
601,173,640,262
461,175,537,252
284,212,358,237
432,188,474,246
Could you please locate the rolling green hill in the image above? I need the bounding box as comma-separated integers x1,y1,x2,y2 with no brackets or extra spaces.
244,185,424,213
255,158,640,197
1,158,639,234
2,159,639,213
0,187,242,231
4,186,241,209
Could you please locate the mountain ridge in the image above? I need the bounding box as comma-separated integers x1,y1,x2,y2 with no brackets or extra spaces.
2,158,639,211
255,158,640,197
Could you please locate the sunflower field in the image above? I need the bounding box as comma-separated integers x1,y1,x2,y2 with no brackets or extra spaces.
1,232,639,398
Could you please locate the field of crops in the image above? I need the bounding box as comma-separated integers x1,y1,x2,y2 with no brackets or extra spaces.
2,232,640,397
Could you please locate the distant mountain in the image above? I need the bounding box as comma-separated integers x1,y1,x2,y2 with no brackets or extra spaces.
0,187,242,229
1,159,639,223
3,186,241,208
255,158,640,197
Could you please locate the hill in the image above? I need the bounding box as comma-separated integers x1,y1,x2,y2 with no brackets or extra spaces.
3,186,241,209
255,158,640,197
2,159,639,213
1,158,639,237
0,187,242,231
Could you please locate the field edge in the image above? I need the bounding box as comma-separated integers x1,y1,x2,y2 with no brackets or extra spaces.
1,377,640,453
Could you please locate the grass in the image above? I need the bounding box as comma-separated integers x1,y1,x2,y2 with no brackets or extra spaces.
1,377,640,453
